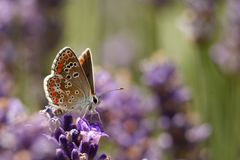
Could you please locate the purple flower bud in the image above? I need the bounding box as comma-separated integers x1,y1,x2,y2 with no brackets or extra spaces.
63,114,74,131
88,143,98,159
70,129,80,146
54,127,65,142
80,142,98,159
56,148,68,160
76,118,90,132
59,135,68,150
97,153,108,160
71,148,79,160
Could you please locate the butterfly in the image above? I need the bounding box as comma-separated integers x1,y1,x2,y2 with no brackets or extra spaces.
43,47,101,117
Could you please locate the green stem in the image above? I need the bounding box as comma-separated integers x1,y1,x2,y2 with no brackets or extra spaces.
195,42,239,160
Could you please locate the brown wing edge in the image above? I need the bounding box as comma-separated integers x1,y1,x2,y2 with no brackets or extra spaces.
79,48,95,95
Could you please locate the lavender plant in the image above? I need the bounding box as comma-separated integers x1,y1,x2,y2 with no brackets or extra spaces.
50,114,110,160
0,103,110,160
211,0,240,74
179,0,216,43
0,113,57,160
142,55,211,159
95,70,156,160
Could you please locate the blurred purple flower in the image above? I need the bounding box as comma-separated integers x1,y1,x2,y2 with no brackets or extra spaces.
211,0,240,74
102,32,139,68
143,59,177,93
0,113,57,160
0,98,110,160
95,70,154,159
0,97,26,127
179,0,216,43
0,0,15,30
142,56,211,159
142,58,191,117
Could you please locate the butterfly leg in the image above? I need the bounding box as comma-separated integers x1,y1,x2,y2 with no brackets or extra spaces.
89,110,102,124
48,117,61,132
81,104,90,119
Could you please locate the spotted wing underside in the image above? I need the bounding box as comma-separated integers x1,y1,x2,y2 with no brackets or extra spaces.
43,47,91,111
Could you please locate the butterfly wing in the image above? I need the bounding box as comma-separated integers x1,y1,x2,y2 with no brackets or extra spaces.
79,48,95,95
44,47,91,112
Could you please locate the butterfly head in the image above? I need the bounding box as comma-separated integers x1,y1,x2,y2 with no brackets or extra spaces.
92,95,101,105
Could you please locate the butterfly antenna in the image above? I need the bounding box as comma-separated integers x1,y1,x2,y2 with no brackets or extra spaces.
99,87,124,97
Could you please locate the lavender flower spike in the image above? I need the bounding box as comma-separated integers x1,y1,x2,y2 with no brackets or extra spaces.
50,114,109,160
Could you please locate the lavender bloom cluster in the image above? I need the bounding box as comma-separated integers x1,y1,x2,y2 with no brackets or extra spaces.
142,56,211,159
0,61,26,128
0,113,57,160
51,114,109,160
179,0,215,43
0,103,110,160
95,70,156,160
211,0,240,74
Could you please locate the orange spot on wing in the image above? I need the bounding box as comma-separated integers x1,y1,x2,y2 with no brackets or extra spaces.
53,98,58,105
49,83,55,90
50,81,54,85
57,62,64,74
52,91,56,97
49,88,54,92
80,59,84,65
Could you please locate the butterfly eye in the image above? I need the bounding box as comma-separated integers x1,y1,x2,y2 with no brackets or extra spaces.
93,96,98,104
